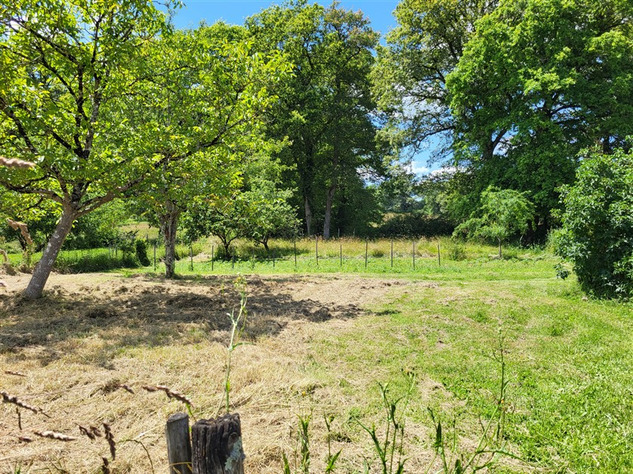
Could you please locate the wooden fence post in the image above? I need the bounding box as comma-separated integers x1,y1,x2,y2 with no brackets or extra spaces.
365,238,368,269
166,412,193,474
192,413,245,474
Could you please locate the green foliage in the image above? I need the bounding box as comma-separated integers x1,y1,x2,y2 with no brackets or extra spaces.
453,186,535,256
247,0,384,237
375,212,454,238
358,380,413,474
556,147,633,298
55,250,140,273
134,240,151,267
447,0,633,226
373,0,497,155
0,0,176,297
241,182,300,251
64,201,128,250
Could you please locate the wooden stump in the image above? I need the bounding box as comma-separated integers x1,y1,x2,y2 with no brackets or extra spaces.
166,412,193,474
192,413,245,474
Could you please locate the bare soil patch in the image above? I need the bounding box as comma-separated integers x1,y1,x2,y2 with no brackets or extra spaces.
0,271,431,473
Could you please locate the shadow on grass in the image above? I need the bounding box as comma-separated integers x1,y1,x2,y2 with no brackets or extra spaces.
0,274,362,366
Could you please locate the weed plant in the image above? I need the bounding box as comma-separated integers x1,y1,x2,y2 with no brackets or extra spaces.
224,276,249,413
358,379,414,474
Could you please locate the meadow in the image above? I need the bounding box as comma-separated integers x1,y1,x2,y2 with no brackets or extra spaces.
1,239,631,472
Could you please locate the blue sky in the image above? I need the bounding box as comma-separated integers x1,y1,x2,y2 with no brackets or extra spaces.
170,0,435,175
170,0,400,35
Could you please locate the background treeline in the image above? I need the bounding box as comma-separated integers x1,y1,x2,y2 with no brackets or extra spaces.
1,0,632,298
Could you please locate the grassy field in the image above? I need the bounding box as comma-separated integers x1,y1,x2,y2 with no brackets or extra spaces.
1,240,632,472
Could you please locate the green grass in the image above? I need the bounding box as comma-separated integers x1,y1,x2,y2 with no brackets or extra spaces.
4,236,630,471
304,262,633,472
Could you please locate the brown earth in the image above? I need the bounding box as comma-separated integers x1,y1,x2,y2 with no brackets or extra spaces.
1,270,438,473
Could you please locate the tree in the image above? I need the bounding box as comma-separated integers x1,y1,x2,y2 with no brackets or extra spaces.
246,0,383,238
447,0,633,232
242,181,299,252
556,147,633,298
0,0,172,298
127,23,289,277
453,186,534,258
372,0,498,158
182,153,298,257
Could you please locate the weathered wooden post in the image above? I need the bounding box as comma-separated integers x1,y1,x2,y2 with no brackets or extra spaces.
192,413,245,474
315,235,319,266
166,412,193,474
339,241,342,267
365,238,368,269
293,240,297,268
153,241,157,271
437,241,441,267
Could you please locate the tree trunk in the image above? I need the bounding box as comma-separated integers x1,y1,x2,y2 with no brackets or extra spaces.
304,196,313,236
23,204,76,299
160,200,181,279
323,183,336,240
323,136,340,240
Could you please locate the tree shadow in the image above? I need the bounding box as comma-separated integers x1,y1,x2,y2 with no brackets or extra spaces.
0,274,362,366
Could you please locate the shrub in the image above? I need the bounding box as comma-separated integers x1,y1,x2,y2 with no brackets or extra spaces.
556,147,633,298
453,186,535,258
135,240,151,266
375,212,455,238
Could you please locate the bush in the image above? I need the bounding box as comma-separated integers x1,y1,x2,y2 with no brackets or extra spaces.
556,148,633,298
375,212,455,238
55,251,140,273
135,240,151,266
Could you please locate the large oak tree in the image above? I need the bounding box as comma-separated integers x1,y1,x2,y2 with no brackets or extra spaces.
247,0,383,238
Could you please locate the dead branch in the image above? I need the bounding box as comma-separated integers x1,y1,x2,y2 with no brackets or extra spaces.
7,218,33,246
0,157,35,169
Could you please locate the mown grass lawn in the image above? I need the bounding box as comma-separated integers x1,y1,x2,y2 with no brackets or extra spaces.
304,260,633,472
2,240,631,472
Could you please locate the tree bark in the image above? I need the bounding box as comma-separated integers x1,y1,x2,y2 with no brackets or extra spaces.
23,204,76,299
323,182,336,240
160,200,181,279
192,413,245,474
304,196,313,236
323,135,340,240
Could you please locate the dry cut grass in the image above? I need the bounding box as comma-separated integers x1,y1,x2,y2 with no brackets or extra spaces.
1,271,447,473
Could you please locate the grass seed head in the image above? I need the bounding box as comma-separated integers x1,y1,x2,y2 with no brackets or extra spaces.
35,430,78,442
